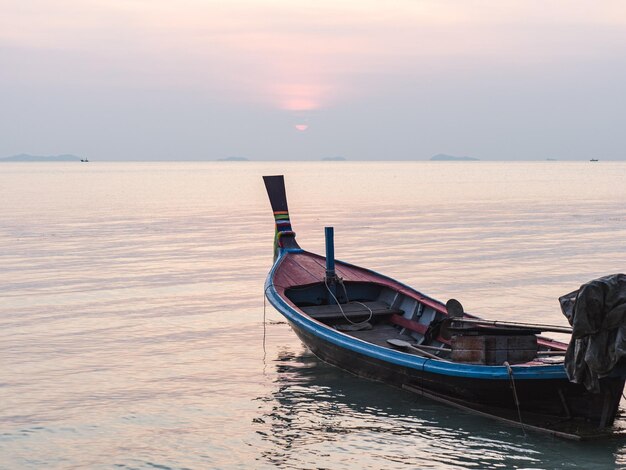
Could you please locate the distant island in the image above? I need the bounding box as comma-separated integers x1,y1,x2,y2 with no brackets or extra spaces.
217,156,249,161
0,153,82,162
321,156,346,161
430,153,479,161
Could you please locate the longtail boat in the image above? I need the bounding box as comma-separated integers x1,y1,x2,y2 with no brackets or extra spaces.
262,175,626,440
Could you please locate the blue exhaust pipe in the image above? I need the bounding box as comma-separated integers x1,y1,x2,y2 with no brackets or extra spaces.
325,227,335,280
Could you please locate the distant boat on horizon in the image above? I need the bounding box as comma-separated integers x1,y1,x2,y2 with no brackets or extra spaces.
590,159,599,162
80,158,89,162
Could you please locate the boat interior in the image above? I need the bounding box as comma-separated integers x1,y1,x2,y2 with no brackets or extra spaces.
285,280,567,365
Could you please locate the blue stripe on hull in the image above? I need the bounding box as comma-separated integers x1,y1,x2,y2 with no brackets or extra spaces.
266,251,567,381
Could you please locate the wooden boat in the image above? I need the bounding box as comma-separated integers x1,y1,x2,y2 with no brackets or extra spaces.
262,175,626,440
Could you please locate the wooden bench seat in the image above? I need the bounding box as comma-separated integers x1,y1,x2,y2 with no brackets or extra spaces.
300,301,403,320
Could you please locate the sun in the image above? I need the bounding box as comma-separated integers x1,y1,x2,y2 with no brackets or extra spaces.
294,124,309,132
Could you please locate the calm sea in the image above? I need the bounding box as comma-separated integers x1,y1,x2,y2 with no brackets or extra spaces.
1,162,625,469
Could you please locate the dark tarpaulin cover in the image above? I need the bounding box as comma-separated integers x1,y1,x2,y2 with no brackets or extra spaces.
559,274,626,393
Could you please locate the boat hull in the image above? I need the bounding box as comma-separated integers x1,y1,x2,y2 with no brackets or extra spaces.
261,175,625,439
287,318,625,437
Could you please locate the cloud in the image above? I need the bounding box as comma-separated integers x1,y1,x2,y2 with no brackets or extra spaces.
3,0,624,110
2,0,626,159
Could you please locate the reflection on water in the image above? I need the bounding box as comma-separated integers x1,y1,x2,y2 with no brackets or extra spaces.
1,162,625,468
256,344,625,469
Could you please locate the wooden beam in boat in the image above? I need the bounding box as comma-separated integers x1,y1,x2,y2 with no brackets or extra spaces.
300,301,402,320
389,314,450,344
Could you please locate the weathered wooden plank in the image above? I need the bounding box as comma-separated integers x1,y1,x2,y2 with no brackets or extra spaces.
451,335,538,365
389,314,451,344
301,301,402,319
302,251,371,282
334,263,373,282
285,253,449,314
274,255,319,287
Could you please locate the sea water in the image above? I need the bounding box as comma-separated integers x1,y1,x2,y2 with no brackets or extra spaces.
1,161,625,469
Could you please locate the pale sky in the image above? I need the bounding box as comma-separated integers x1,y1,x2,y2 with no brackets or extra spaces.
1,0,626,160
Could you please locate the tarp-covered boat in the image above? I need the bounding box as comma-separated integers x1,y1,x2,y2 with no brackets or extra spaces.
262,175,626,440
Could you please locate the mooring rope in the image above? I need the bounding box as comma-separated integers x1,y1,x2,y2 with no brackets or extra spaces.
264,278,372,339
504,361,526,437
324,276,373,326
263,285,270,359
